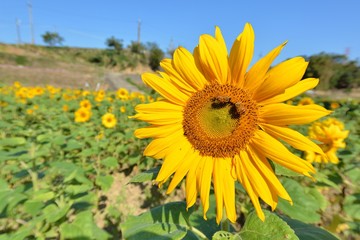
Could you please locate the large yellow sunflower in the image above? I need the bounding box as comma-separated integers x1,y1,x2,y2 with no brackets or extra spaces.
132,23,331,223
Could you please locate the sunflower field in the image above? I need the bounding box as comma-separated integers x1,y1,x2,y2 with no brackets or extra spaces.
0,80,358,240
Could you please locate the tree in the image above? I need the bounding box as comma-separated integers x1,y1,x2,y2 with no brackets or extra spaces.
105,36,123,52
42,31,64,46
147,42,164,71
304,53,360,90
129,41,145,54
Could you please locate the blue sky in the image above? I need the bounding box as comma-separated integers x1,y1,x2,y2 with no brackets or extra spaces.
1,0,359,63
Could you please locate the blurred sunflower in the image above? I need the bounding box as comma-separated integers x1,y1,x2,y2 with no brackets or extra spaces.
330,101,340,109
117,88,129,100
102,113,117,128
132,23,330,223
305,118,349,164
13,81,22,88
120,106,126,113
297,97,314,106
62,105,69,112
79,99,92,110
26,109,34,115
74,107,91,123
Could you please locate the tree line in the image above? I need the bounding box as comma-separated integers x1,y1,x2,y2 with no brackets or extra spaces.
41,31,359,91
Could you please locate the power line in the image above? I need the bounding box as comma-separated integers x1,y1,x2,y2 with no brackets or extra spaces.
16,18,22,44
27,1,35,44
137,19,141,43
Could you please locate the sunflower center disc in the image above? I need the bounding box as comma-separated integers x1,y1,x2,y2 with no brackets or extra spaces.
199,101,239,138
183,84,259,158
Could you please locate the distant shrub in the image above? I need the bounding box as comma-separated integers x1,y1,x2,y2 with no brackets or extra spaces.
15,55,28,66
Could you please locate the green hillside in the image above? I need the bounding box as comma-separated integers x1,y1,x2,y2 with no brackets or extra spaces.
0,43,153,89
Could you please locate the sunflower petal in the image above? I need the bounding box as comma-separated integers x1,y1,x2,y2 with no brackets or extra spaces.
260,78,319,105
132,100,184,125
254,57,308,101
235,153,265,221
261,123,324,155
134,123,183,139
131,111,182,125
186,158,200,210
260,103,331,126
196,156,214,220
143,129,183,159
172,47,208,90
155,137,192,183
247,145,292,204
215,26,227,54
159,59,195,94
229,23,254,87
251,130,315,176
213,158,225,223
197,33,228,84
244,41,287,93
142,72,189,105
167,149,199,193
223,166,236,223
241,149,276,210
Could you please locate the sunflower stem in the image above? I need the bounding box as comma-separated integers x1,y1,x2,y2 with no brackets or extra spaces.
189,226,207,240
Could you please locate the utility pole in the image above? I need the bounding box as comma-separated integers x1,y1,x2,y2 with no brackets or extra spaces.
16,18,22,45
27,1,35,44
137,19,141,44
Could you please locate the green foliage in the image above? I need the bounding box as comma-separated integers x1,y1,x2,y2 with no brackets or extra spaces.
121,202,195,240
304,53,360,90
129,166,160,183
0,83,359,239
277,179,324,223
280,215,339,240
239,210,298,240
41,31,64,47
0,86,154,238
147,42,164,71
105,36,123,52
14,55,28,66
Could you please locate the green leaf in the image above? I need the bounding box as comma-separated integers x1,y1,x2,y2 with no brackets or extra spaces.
129,167,160,183
314,172,340,189
59,210,110,240
65,184,93,195
189,193,221,239
0,190,27,216
121,201,194,240
101,156,119,168
277,178,321,223
24,200,45,216
64,139,83,151
213,231,242,240
307,188,327,211
43,203,71,223
345,167,360,183
79,148,97,157
32,190,55,202
0,137,26,147
36,134,52,144
279,215,339,240
95,175,114,191
51,135,67,146
344,194,360,220
239,210,299,240
0,179,9,191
